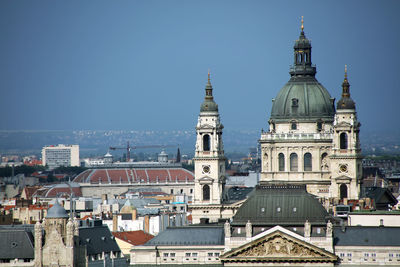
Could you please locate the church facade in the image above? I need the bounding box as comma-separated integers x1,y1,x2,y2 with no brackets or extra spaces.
259,21,362,201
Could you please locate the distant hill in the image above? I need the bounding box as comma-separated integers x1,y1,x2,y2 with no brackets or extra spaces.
0,129,398,158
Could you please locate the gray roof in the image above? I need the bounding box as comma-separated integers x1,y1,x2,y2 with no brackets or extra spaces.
46,202,69,218
232,185,329,226
334,226,400,246
79,225,121,255
224,186,254,204
0,228,34,259
145,226,224,246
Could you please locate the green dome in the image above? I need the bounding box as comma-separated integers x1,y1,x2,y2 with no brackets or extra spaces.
200,76,218,112
270,76,335,122
270,28,335,122
200,100,218,112
232,185,329,226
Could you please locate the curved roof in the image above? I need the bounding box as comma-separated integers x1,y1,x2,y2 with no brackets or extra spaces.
270,77,335,122
232,185,329,226
270,29,335,123
200,81,218,112
73,167,194,184
46,202,69,219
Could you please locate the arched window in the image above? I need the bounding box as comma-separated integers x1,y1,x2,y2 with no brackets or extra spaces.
321,153,329,171
304,153,312,171
290,153,298,172
203,134,210,151
203,185,210,201
278,153,285,171
340,133,348,149
340,184,348,199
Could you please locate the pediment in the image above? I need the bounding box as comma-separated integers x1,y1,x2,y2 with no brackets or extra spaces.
199,123,214,129
221,230,337,263
198,176,214,183
335,121,351,128
335,175,352,183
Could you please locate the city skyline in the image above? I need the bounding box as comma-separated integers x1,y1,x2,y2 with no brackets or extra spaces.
1,1,399,132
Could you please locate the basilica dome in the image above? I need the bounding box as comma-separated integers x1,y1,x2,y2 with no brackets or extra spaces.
270,77,335,122
270,27,335,123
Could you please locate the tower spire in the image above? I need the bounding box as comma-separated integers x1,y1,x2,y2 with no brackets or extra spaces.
337,64,355,109
301,16,304,32
200,70,218,112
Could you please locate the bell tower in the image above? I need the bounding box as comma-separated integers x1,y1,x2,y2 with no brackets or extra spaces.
193,71,226,206
331,65,362,200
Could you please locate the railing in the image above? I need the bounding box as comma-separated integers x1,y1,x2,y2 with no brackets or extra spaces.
260,132,333,141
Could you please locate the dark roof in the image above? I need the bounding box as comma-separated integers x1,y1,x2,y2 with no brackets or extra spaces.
232,185,329,226
79,226,121,255
334,226,400,246
0,228,34,259
361,187,398,208
145,226,224,246
224,186,254,203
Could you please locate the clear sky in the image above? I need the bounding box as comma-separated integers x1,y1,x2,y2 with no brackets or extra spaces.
0,1,399,132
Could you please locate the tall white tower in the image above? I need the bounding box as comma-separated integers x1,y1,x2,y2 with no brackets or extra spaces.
193,72,226,206
331,66,362,199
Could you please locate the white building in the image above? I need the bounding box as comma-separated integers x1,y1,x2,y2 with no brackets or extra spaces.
41,144,80,169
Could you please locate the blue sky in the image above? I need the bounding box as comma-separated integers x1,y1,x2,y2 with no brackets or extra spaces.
0,1,399,132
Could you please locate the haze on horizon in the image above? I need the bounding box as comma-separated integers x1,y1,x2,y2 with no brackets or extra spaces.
0,1,399,133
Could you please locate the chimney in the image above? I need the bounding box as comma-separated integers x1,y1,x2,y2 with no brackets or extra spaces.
112,214,118,232
144,215,150,233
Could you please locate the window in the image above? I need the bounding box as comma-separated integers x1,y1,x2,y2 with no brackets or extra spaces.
316,228,321,234
317,121,322,131
192,253,198,257
291,98,298,107
163,253,169,257
278,153,285,171
339,253,345,258
340,132,348,149
304,153,312,171
190,189,193,194
170,189,174,194
170,253,175,257
290,153,298,171
208,253,213,257
291,122,297,130
215,253,220,257
372,253,376,261
180,189,183,194
364,253,369,261
203,185,210,201
340,184,348,199
186,253,191,257
203,134,210,151
347,253,352,261
276,207,281,212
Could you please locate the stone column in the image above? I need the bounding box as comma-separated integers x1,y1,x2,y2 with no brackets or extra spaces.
304,220,311,240
34,221,43,267
246,220,252,240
